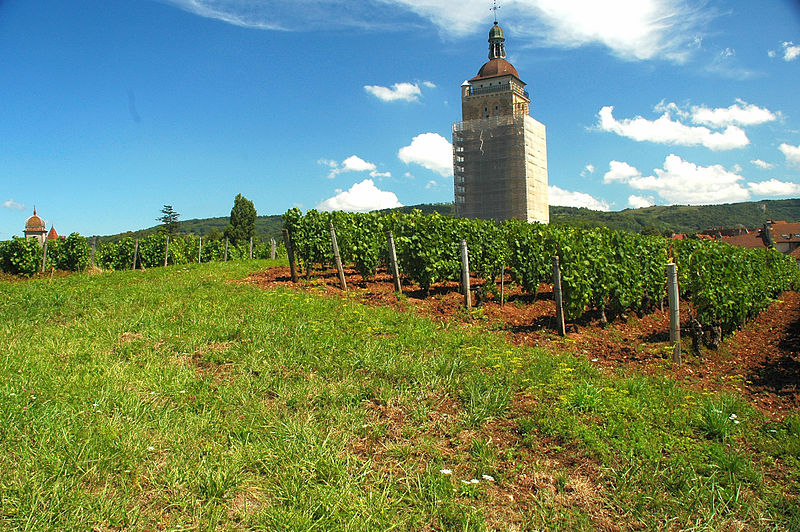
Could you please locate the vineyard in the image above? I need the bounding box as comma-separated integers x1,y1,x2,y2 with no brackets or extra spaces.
2,223,800,528
282,208,800,338
0,233,284,277
4,210,798,340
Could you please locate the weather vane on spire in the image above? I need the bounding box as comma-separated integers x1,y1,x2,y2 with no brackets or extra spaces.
490,0,500,23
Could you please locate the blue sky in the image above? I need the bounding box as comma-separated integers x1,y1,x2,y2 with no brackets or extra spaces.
2,0,800,238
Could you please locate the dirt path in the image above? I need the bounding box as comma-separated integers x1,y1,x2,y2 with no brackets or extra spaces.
245,266,800,418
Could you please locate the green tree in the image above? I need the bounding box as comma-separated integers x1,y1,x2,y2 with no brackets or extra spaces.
224,194,257,245
206,227,224,241
157,205,181,236
640,225,662,236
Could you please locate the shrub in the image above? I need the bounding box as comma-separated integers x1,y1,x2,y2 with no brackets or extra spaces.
0,237,43,276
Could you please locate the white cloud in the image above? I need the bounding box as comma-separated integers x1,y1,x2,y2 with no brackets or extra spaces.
604,160,642,183
768,49,777,58
424,180,438,189
2,199,25,211
620,154,750,204
751,159,774,169
783,41,800,61
689,100,777,127
341,155,375,173
398,132,453,177
747,179,800,197
606,154,800,204
317,179,402,212
364,81,433,102
779,143,800,166
548,185,610,211
627,195,654,208
597,105,749,150
321,155,391,179
580,164,595,177
160,0,714,63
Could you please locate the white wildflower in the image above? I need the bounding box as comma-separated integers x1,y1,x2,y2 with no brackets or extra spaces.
440,469,452,475
482,474,495,481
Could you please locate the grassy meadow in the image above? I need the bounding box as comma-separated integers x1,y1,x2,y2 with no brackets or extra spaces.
1,261,798,530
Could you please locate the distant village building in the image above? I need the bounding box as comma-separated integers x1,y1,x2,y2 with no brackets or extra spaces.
720,221,800,254
452,19,549,223
23,207,60,245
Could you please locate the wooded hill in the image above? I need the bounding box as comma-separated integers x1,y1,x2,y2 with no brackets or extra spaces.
100,198,800,242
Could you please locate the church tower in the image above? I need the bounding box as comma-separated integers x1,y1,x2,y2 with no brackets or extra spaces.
453,19,549,223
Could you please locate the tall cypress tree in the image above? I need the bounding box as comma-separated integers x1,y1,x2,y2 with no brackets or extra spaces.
224,194,257,245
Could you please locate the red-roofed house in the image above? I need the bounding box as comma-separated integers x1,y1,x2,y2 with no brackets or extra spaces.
720,221,800,256
768,221,800,254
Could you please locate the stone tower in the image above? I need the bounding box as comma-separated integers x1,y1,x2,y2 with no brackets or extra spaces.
453,21,549,223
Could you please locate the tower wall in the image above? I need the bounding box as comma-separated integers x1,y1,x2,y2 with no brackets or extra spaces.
453,115,548,223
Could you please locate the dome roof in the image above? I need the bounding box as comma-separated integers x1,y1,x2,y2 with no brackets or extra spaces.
489,22,504,41
25,209,45,231
471,58,521,81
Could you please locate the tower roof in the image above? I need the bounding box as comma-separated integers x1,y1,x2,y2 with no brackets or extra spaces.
470,58,521,81
47,227,59,240
25,208,45,231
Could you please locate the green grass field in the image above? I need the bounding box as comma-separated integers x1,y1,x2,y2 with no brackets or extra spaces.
1,261,798,530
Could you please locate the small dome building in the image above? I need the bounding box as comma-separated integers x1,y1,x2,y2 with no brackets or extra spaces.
24,208,47,244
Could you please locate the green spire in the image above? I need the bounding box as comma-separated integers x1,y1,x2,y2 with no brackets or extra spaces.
489,21,504,41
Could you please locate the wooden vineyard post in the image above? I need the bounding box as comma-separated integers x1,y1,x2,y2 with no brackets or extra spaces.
91,237,96,268
329,222,347,291
198,237,202,263
270,238,276,260
164,236,170,267
552,256,566,336
386,231,402,293
283,229,298,283
461,239,472,309
132,238,139,270
224,238,229,262
41,240,48,273
667,262,682,364
249,237,253,260
500,262,505,307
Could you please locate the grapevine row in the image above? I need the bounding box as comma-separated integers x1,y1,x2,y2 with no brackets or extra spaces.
282,208,800,335
0,233,283,276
